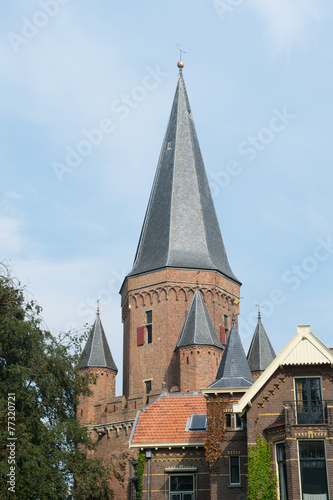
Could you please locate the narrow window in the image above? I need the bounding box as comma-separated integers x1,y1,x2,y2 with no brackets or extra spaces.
229,456,240,485
235,414,242,429
276,443,288,500
226,413,232,428
224,314,228,327
145,380,152,395
146,310,153,344
299,441,328,498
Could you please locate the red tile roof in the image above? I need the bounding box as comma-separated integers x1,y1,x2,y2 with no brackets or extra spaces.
131,393,207,445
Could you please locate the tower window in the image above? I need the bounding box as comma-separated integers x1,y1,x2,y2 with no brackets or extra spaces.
145,380,152,395
146,310,153,344
224,314,228,328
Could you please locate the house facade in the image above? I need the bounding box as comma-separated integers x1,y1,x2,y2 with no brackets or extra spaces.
78,60,333,499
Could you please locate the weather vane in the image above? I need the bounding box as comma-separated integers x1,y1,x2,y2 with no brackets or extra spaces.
255,303,263,318
176,44,186,61
97,299,100,315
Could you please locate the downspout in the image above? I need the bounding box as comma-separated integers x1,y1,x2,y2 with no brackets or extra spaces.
145,450,153,500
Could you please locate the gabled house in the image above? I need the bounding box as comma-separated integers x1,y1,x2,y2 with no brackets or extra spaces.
233,325,333,500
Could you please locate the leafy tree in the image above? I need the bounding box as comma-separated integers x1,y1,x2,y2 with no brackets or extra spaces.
247,431,277,500
0,265,122,499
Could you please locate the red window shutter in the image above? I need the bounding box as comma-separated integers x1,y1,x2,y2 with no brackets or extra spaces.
220,326,226,345
137,326,145,346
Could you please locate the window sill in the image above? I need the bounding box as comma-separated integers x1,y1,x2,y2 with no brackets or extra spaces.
228,484,242,488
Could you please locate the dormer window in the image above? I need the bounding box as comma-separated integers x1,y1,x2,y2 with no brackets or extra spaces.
189,414,206,431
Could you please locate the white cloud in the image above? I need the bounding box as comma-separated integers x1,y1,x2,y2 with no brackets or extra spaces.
249,0,325,53
0,216,22,254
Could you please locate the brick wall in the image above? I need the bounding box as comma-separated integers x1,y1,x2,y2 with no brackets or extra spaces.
79,366,116,426
178,345,223,392
121,267,240,398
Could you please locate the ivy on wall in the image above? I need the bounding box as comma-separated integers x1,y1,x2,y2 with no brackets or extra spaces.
135,451,145,500
204,396,230,470
247,432,277,500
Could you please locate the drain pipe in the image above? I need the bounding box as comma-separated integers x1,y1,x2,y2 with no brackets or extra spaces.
145,450,153,500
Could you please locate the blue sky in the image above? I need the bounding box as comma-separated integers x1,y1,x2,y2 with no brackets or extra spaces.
1,0,332,394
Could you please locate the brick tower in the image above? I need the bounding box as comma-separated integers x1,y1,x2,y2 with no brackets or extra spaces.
120,62,241,404
79,306,118,426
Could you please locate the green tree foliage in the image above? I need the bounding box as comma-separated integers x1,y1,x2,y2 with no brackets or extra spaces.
0,266,122,499
247,432,277,500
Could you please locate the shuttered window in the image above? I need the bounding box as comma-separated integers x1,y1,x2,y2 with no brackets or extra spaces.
137,326,145,346
220,326,226,345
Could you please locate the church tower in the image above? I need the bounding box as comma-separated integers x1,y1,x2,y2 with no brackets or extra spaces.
120,62,241,403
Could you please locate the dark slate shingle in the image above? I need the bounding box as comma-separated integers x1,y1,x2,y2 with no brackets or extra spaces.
209,316,253,389
81,313,118,372
247,315,276,371
175,288,223,350
127,70,240,284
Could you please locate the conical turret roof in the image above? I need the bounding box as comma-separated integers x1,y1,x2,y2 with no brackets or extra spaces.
247,314,276,371
175,288,223,350
209,315,253,389
81,310,118,372
127,67,239,283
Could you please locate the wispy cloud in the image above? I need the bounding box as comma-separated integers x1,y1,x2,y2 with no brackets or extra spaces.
249,0,325,54
0,217,22,254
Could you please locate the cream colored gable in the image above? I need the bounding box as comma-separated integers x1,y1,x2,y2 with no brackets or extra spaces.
233,325,333,414
283,336,332,366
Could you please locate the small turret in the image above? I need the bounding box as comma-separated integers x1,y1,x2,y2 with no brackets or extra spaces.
79,307,118,425
175,289,224,392
209,313,253,390
247,310,276,379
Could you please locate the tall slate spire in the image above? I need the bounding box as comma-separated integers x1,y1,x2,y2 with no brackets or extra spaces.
81,309,118,371
209,315,253,389
247,313,276,372
175,288,224,350
128,65,239,283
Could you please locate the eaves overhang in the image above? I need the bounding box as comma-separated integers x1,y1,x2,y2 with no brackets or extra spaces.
202,387,249,396
129,441,205,449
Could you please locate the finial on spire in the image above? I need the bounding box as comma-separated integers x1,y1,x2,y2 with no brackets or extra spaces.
176,43,185,71
97,299,100,316
255,304,261,319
